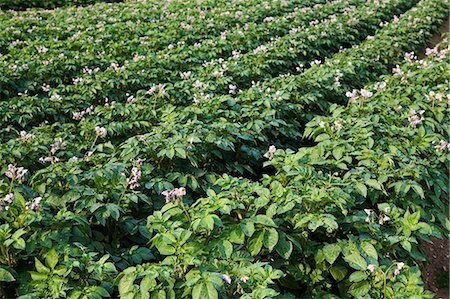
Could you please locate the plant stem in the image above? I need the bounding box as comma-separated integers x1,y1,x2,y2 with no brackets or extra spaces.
180,200,191,224
90,135,99,151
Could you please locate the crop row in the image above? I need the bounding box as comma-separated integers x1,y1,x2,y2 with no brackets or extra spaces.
0,0,329,99
0,0,419,130
3,1,334,99
0,0,321,64
0,0,122,10
115,32,450,299
0,0,446,198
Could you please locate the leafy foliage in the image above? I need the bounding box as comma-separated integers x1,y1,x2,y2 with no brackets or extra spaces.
0,0,448,297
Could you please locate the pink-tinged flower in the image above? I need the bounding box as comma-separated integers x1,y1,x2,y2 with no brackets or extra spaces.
397,262,404,270
73,111,84,120
85,106,94,115
19,131,34,142
42,83,50,92
5,164,28,180
333,120,344,132
50,93,61,101
384,207,391,213
394,269,400,276
162,187,186,203
392,65,403,76
425,47,438,56
240,276,249,283
365,217,370,223
360,89,373,99
4,193,14,204
382,215,390,222
404,52,416,62
311,59,321,66
39,156,59,163
367,264,376,272
229,84,237,94
222,274,231,284
126,94,136,103
51,138,66,154
127,167,141,189
37,46,48,53
232,50,241,59
26,197,42,210
162,190,171,203
95,126,107,138
364,209,372,216
319,121,326,128
263,145,277,159
180,71,191,79
408,109,424,128
435,140,450,152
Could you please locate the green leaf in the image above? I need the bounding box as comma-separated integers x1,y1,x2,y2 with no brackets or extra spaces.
344,253,367,271
150,290,166,299
330,265,347,282
252,215,277,227
323,244,342,265
332,146,344,160
275,232,293,259
0,268,15,282
355,183,367,197
118,273,136,296
263,228,279,252
241,221,255,237
45,249,58,269
365,179,382,190
411,184,425,199
401,240,412,252
349,271,368,283
361,242,378,260
156,243,176,255
348,281,370,297
13,238,25,250
35,258,50,274
365,179,382,191
218,240,233,259
30,271,47,281
192,282,218,299
248,231,264,256
175,147,186,159
140,275,154,296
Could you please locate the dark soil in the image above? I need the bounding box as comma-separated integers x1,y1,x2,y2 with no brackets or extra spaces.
417,19,449,59
421,238,449,298
418,18,449,298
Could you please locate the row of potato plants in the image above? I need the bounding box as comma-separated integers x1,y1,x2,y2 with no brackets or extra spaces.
0,0,438,191
0,0,349,127
0,0,447,297
0,0,299,45
0,0,328,100
0,0,122,10
1,0,324,83
1,0,446,174
0,0,446,202
0,0,338,98
116,41,448,298
0,0,419,131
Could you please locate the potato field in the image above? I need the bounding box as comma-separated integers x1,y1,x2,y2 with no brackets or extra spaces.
0,0,449,298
